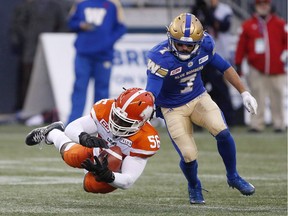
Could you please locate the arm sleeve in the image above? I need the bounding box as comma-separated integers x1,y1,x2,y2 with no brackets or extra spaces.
67,3,82,32
208,53,231,73
102,1,126,46
145,73,164,98
109,156,148,189
64,115,97,143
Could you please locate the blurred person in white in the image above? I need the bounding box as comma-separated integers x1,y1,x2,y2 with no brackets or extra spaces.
235,0,287,133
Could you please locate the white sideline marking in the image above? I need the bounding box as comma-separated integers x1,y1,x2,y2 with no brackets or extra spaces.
151,173,287,181
0,176,83,185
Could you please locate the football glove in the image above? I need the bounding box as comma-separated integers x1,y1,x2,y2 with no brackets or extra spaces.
241,91,258,115
81,154,115,183
79,132,109,149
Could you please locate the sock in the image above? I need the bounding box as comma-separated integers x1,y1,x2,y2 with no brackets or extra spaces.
47,129,73,152
216,129,238,179
179,160,200,188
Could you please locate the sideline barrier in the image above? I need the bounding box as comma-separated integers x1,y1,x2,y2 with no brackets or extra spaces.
21,33,165,123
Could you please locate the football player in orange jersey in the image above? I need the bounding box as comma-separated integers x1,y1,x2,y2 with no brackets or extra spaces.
25,88,160,193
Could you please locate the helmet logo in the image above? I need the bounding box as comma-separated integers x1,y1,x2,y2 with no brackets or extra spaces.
140,106,153,120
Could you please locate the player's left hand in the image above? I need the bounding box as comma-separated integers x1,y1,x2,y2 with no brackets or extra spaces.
79,132,109,149
241,91,258,115
81,154,115,183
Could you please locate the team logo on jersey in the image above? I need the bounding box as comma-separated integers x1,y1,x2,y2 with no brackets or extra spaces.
100,119,110,132
170,67,182,76
188,61,193,67
198,55,209,64
147,59,161,74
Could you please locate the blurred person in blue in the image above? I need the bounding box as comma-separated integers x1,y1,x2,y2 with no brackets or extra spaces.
145,13,257,204
67,0,126,124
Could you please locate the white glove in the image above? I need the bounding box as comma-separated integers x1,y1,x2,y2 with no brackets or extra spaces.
241,91,258,115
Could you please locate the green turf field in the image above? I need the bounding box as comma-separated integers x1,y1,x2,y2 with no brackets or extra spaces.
0,124,287,216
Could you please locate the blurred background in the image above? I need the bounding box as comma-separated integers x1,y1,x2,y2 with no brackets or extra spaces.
0,0,287,125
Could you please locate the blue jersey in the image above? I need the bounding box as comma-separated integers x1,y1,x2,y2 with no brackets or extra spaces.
68,0,126,59
145,33,231,108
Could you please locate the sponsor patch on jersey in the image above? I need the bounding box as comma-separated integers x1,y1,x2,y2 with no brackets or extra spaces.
120,138,132,147
198,55,209,64
170,67,182,76
100,119,110,132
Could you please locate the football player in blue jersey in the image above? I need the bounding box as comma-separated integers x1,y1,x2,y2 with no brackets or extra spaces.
67,0,126,124
145,13,257,204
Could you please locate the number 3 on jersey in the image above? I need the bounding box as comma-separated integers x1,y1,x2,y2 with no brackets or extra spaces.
180,73,197,93
148,135,160,148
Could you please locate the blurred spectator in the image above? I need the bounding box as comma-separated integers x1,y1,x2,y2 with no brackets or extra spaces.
235,0,287,133
67,0,126,124
191,0,235,126
10,0,68,111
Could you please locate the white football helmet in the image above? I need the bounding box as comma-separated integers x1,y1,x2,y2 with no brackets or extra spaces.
109,88,154,137
167,13,204,60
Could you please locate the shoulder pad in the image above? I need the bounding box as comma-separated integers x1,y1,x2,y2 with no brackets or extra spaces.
201,33,215,53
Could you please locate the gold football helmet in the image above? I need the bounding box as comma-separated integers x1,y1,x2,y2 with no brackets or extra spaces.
167,13,204,60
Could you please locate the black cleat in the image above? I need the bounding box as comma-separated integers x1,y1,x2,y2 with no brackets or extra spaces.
25,121,64,146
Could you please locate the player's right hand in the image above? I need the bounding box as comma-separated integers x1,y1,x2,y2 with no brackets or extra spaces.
79,132,109,149
241,91,258,115
81,154,115,183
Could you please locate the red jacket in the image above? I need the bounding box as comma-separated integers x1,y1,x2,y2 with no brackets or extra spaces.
235,13,287,75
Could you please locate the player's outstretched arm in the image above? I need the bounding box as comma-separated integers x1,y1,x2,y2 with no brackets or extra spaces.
224,66,257,114
110,156,148,189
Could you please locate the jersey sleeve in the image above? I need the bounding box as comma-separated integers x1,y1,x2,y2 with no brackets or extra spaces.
90,99,113,123
145,73,163,99
67,2,82,32
111,155,148,189
146,51,169,78
145,43,170,98
129,124,160,158
208,53,231,73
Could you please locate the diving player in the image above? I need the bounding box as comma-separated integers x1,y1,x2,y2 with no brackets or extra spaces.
25,88,160,193
145,13,257,204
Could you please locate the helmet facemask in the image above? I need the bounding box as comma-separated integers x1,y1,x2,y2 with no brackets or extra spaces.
109,103,144,137
108,88,154,137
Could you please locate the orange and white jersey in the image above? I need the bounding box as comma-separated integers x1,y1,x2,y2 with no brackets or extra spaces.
90,98,160,159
